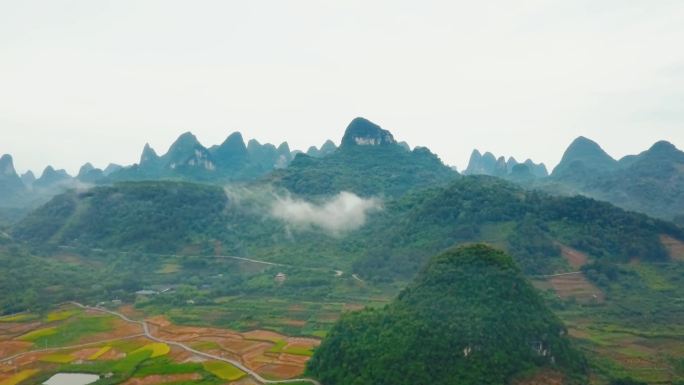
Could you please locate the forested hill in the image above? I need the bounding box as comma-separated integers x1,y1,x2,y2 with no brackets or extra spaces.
268,117,458,197
13,176,684,283
539,138,684,223
12,182,228,251
307,244,587,385
353,176,684,280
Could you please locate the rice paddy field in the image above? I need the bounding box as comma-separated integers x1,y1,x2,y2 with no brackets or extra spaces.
0,304,320,385
533,260,684,385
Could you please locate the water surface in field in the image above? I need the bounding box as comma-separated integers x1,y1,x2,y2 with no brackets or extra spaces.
43,373,100,385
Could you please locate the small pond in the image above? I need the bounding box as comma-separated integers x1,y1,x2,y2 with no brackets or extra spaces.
43,373,100,385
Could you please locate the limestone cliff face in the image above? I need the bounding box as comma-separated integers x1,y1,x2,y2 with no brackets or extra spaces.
0,154,26,201
340,117,397,148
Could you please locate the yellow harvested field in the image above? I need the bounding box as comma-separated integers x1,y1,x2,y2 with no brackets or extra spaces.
89,345,112,360
46,310,79,322
132,343,170,358
157,263,180,274
40,353,75,363
18,327,57,341
0,369,39,385
0,314,34,323
203,361,246,381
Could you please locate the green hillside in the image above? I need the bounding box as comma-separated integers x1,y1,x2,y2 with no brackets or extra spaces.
307,244,587,385
13,181,228,252
13,177,683,282
544,139,684,221
269,117,458,198
354,176,683,280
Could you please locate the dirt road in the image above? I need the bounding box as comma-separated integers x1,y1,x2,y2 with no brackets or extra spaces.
70,302,321,385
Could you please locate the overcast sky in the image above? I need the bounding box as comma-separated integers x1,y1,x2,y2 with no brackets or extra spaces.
2,1,684,175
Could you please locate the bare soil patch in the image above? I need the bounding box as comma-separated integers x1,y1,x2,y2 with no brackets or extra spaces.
343,303,365,311
511,369,565,385
145,316,171,328
540,274,604,304
98,348,125,360
278,353,310,365
316,313,340,323
560,245,589,269
71,348,101,360
122,373,201,385
279,319,307,327
119,305,144,320
661,234,684,261
0,340,32,358
220,339,266,355
257,363,304,379
550,274,604,303
0,322,41,337
242,330,284,343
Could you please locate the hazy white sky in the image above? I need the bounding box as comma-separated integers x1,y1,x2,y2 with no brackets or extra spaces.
2,0,684,175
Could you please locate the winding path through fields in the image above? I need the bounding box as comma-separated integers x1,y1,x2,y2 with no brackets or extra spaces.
70,302,321,385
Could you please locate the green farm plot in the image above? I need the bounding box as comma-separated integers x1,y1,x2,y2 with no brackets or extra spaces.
268,340,314,357
632,264,675,291
134,357,204,376
113,349,153,374
140,294,387,338
108,338,146,353
191,341,221,350
555,262,684,384
17,314,113,347
157,263,181,274
202,361,246,381
0,313,37,323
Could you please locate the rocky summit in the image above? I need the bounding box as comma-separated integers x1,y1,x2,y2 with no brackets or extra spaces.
340,117,397,147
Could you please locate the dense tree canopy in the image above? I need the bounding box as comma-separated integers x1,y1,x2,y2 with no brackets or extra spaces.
307,245,587,385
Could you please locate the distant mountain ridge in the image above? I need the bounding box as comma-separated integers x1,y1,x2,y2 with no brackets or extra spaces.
3,120,684,224
541,137,684,222
0,154,25,204
270,117,457,197
464,150,548,180
551,136,618,177
0,131,337,213
306,140,337,158
109,131,339,183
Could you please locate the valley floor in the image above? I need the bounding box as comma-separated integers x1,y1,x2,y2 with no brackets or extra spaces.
0,304,320,385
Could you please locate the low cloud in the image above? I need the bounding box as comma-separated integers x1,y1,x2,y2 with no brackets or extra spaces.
271,191,382,235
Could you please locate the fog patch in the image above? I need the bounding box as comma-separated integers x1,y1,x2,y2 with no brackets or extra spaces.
271,192,381,235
